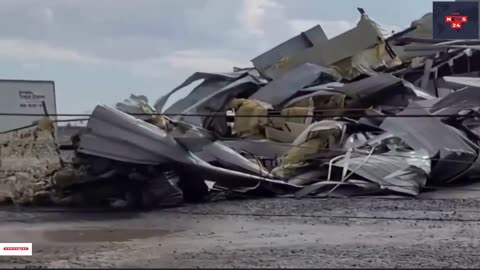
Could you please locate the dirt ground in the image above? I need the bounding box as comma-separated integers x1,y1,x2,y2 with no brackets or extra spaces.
1,197,480,268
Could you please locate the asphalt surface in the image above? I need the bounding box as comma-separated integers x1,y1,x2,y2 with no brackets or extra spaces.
1,197,480,268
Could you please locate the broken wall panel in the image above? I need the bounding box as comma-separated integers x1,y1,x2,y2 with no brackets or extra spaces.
251,25,328,79
264,13,395,80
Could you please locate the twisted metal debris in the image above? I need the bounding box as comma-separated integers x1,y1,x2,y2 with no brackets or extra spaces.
3,8,480,209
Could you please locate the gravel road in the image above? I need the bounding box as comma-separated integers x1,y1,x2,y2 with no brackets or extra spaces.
1,197,480,268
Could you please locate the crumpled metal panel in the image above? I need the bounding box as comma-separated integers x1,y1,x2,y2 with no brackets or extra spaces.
78,133,169,165
154,70,255,113
338,73,399,98
200,142,271,176
337,73,419,109
78,105,194,165
188,153,301,192
78,106,299,193
168,121,272,176
250,63,340,107
430,86,480,115
380,101,477,185
333,152,428,196
401,80,436,100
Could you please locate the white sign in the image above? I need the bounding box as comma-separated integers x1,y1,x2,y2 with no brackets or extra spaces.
0,243,32,256
0,80,56,132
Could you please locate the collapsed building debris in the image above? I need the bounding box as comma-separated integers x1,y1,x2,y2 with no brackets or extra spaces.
4,7,480,209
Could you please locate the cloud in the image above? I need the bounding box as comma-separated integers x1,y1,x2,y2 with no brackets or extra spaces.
288,19,356,38
242,0,280,38
0,39,101,63
131,49,250,80
236,0,291,51
165,50,248,72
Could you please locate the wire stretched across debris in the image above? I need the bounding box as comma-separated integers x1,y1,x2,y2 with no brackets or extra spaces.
2,110,480,118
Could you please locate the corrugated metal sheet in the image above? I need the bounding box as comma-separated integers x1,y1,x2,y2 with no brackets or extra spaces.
334,153,428,196
78,105,193,165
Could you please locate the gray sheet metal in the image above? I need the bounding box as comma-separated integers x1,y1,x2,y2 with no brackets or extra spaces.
443,77,480,88
338,73,400,97
401,80,436,100
251,25,328,79
380,101,477,185
418,151,480,199
78,106,300,193
431,86,480,115
301,82,345,92
200,142,271,176
250,63,339,107
78,105,194,165
420,59,433,90
166,116,274,177
336,74,418,109
333,153,428,196
79,133,169,165
283,82,345,107
163,119,272,176
154,70,253,113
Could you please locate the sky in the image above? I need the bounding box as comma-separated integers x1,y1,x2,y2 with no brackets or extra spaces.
0,0,437,114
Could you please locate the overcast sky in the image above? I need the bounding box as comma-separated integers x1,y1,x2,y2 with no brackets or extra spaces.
0,0,436,113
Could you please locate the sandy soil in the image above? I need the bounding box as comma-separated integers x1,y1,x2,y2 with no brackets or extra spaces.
1,197,480,268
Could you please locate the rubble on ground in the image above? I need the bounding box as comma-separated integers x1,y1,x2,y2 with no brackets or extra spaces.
4,8,480,209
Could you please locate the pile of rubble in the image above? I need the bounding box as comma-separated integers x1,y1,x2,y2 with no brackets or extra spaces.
4,8,480,209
